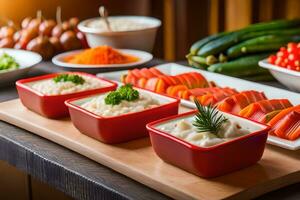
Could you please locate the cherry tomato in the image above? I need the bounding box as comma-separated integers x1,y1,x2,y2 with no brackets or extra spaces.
277,51,288,58
275,57,283,66
288,53,299,61
287,42,297,49
268,55,276,64
287,45,297,54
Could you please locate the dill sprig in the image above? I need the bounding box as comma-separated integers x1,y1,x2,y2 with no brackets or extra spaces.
193,100,228,136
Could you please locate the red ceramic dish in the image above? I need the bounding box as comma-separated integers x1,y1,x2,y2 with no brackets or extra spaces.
65,88,180,144
16,72,117,118
146,111,270,178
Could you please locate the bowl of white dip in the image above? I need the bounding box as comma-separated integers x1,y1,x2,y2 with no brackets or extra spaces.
78,16,161,52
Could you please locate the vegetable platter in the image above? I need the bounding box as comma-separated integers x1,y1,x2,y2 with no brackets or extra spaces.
99,63,300,150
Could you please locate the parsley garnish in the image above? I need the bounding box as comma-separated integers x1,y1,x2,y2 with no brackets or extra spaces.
104,84,139,105
118,84,139,101
53,74,85,85
104,91,122,105
193,100,228,136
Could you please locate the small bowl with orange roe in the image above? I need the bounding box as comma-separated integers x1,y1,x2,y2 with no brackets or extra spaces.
52,45,153,72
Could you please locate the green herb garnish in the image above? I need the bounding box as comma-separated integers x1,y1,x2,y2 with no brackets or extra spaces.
118,84,139,101
104,91,122,105
53,74,85,85
193,100,228,136
0,53,19,72
104,84,139,105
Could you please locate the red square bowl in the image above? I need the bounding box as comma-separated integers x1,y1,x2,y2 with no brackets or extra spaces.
146,110,270,178
16,72,117,118
65,88,180,144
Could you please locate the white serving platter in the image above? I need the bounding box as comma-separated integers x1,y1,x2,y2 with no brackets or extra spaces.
98,62,300,150
259,59,300,92
52,49,153,71
0,48,42,85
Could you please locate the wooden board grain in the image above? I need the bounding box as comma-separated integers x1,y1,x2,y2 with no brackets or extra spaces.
1,99,300,200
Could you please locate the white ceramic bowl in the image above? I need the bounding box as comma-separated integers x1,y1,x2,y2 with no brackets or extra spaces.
78,16,161,52
0,48,42,85
259,59,300,92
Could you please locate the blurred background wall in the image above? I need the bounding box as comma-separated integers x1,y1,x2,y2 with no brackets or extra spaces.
0,0,300,60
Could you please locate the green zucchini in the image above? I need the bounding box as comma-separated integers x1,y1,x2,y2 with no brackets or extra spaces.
188,59,208,69
227,35,300,58
240,18,300,32
240,27,300,41
189,55,207,65
190,32,228,55
197,32,242,57
207,54,270,77
198,19,300,57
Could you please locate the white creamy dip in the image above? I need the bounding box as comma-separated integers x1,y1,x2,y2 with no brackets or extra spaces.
29,75,104,95
158,117,250,147
80,93,159,117
87,18,152,32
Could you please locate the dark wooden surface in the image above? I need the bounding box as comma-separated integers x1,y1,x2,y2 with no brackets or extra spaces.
1,61,300,200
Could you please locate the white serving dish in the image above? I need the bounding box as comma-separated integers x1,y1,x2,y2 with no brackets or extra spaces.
52,49,153,73
0,48,42,85
78,16,161,52
259,59,300,92
98,63,300,150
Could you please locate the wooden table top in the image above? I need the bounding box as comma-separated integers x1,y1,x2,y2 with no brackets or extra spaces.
0,60,300,200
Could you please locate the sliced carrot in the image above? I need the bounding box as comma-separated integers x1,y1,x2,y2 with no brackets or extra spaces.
217,97,236,113
159,76,173,86
140,68,155,79
130,69,144,79
144,77,158,91
264,110,282,123
168,76,181,85
181,90,191,100
232,93,250,113
268,105,300,127
166,86,174,96
188,73,201,87
169,85,188,97
137,78,148,88
155,78,167,93
189,87,220,97
274,111,300,140
239,99,292,123
125,73,138,85
239,104,256,118
180,74,194,89
218,91,267,115
176,74,188,87
183,73,198,88
199,95,215,106
289,127,300,141
177,90,184,98
189,72,209,88
149,67,164,77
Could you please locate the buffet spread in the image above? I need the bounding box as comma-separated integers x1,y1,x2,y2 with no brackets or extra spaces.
0,10,300,199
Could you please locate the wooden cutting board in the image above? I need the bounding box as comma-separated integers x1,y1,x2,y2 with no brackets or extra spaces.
1,99,300,200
